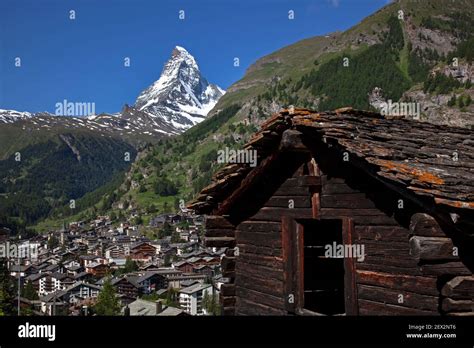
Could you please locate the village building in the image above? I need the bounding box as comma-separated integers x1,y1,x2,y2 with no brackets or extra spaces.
85,263,109,278
178,283,213,316
123,299,185,316
65,281,102,304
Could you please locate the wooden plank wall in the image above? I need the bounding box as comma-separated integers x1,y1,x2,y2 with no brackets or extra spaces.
234,168,313,315
230,167,473,316
318,172,472,316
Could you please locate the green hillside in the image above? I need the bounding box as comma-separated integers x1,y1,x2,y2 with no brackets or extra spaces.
0,129,136,232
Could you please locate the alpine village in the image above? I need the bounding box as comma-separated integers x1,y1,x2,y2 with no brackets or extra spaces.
0,0,473,317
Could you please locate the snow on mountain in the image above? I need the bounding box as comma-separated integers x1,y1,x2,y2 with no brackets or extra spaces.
134,46,225,132
0,46,224,137
0,109,34,123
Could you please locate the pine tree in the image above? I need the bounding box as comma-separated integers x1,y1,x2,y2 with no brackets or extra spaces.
165,287,178,307
22,281,39,300
465,95,472,106
123,258,138,273
94,278,121,316
0,259,16,315
447,95,457,107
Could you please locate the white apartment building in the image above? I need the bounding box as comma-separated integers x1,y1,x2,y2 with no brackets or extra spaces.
178,283,213,316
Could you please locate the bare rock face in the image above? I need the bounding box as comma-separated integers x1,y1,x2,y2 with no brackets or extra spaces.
369,87,387,110
405,18,458,56
397,60,474,128
402,88,473,128
434,62,474,84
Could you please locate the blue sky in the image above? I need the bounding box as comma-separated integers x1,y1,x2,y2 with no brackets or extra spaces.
0,0,388,114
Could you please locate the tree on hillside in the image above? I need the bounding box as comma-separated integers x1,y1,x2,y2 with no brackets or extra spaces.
47,235,59,250
171,231,181,243
165,287,178,307
0,259,16,315
162,222,172,237
110,211,117,221
22,281,39,301
202,290,220,316
447,94,457,107
123,258,138,273
174,197,181,212
163,254,171,267
133,215,143,225
465,95,472,106
94,278,121,316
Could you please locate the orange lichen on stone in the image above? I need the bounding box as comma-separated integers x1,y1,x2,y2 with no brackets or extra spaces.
434,198,474,209
293,117,319,126
335,107,353,113
372,160,445,185
293,108,313,115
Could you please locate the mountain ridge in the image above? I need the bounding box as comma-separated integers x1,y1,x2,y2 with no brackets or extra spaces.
1,46,225,136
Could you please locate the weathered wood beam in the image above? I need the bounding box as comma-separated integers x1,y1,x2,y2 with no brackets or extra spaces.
441,298,474,312
354,226,409,242
221,256,235,272
409,236,458,262
441,276,474,299
205,215,235,229
236,298,287,315
203,237,235,248
358,284,438,311
221,296,236,307
220,284,235,297
249,207,313,222
421,262,471,276
235,286,285,310
221,306,235,316
356,270,439,296
265,196,311,208
274,177,312,196
237,221,281,233
358,299,437,315
279,129,308,152
205,228,235,238
235,271,284,298
409,213,446,237
297,175,321,187
321,194,377,209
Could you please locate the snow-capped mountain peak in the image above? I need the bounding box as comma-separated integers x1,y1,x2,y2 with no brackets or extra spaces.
0,109,35,123
134,46,225,133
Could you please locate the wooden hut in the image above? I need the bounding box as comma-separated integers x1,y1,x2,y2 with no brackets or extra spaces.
189,107,474,316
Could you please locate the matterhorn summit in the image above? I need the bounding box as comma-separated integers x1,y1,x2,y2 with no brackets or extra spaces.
134,46,225,133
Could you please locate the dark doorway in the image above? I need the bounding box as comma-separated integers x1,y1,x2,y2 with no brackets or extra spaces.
303,219,345,315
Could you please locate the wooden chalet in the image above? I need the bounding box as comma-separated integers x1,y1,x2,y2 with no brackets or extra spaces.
189,107,474,316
